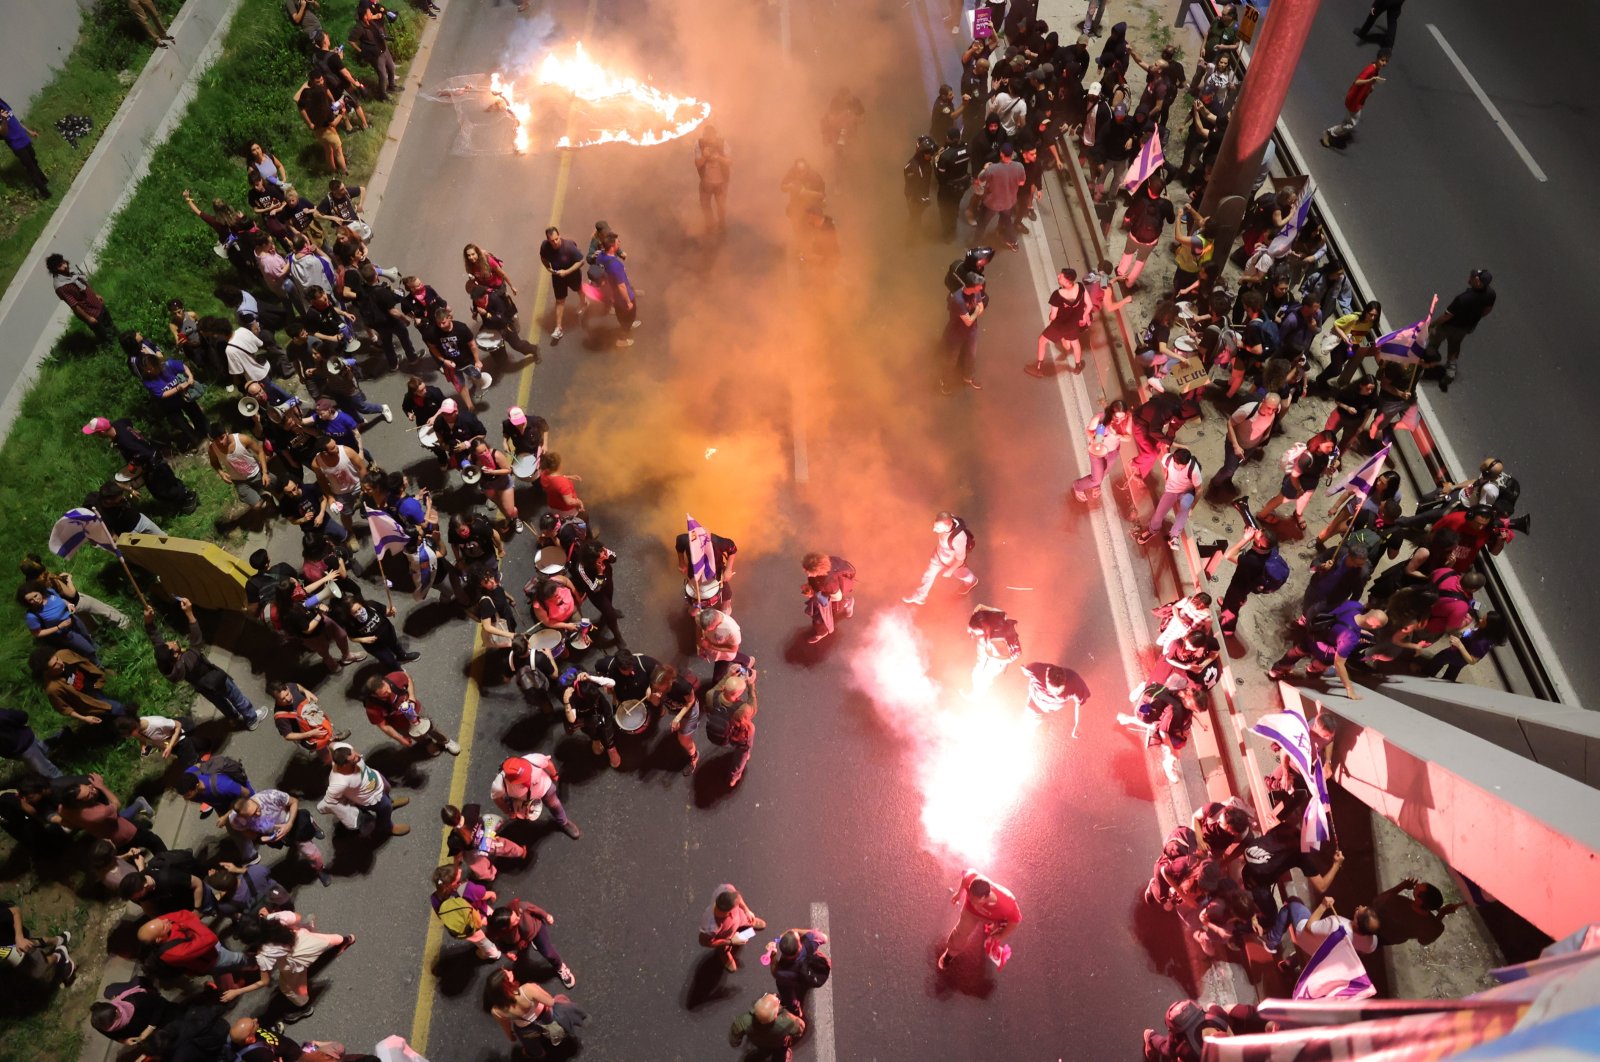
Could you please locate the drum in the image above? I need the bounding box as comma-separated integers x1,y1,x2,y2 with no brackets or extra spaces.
512,453,539,480
347,220,373,242
568,621,594,652
417,424,439,450
475,330,505,353
614,698,648,734
682,578,722,605
1175,300,1199,322
114,464,146,488
212,242,231,260
529,626,566,661
1174,334,1199,354
407,716,434,739
534,546,568,576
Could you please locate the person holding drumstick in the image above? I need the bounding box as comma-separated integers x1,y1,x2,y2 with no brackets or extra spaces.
563,673,622,769
468,440,522,535
654,665,702,776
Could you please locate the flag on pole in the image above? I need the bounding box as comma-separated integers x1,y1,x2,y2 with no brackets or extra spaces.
686,515,715,584
1266,180,1316,256
49,508,120,559
1293,924,1376,1001
1120,133,1166,193
366,510,409,558
1325,443,1390,498
1253,704,1332,852
1374,295,1438,364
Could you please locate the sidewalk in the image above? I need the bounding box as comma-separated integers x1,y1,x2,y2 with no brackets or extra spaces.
0,2,91,125
0,0,242,446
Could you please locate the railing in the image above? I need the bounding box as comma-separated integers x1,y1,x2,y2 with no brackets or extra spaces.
1162,0,1562,704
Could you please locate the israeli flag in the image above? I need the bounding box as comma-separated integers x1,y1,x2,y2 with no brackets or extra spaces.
1266,180,1316,256
1294,924,1376,1001
1120,133,1167,193
366,509,409,558
1253,704,1332,852
1325,443,1390,498
686,514,715,584
1374,295,1439,364
48,508,120,559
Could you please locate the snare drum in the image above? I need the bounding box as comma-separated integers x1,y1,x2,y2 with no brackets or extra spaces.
682,579,723,605
512,453,539,480
529,626,566,661
614,698,649,734
347,220,373,242
534,546,569,576
417,424,440,450
1174,335,1199,355
475,330,505,353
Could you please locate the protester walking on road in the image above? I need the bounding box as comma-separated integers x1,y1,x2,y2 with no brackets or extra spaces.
1354,0,1406,48
491,756,582,838
1021,662,1091,733
317,742,410,838
1321,50,1390,149
766,928,830,1019
487,967,587,1056
938,869,1022,972
802,553,857,643
538,227,585,343
730,993,805,1061
595,231,640,347
940,273,988,394
695,126,733,234
222,789,329,886
704,665,758,788
700,884,767,972
443,803,526,882
487,898,577,989
972,144,1026,250
1073,399,1133,502
1424,269,1496,391
968,604,1022,696
222,913,355,1019
363,670,461,757
431,863,500,961
904,511,979,604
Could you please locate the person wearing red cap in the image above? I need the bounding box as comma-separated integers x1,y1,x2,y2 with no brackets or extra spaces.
84,416,198,512
490,756,581,838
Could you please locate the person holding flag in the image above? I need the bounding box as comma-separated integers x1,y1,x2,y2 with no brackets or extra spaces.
677,517,737,613
1287,897,1379,999
1114,169,1174,288
1252,701,1334,854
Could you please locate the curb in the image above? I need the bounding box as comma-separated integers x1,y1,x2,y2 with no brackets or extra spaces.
0,0,247,452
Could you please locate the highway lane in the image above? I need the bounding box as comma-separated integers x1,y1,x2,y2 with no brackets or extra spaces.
1279,0,1600,702
274,0,1214,1057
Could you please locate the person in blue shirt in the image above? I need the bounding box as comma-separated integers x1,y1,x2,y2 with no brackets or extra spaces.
313,398,364,453
17,583,98,661
594,231,639,347
1268,601,1388,700
135,350,210,449
0,98,49,197
175,759,254,819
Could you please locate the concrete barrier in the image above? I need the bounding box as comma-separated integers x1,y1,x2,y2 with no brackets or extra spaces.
0,0,244,447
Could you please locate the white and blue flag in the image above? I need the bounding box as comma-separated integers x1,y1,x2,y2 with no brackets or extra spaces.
1253,704,1333,852
1374,295,1438,364
1294,923,1376,1001
1325,443,1391,499
686,515,715,585
366,510,409,558
49,508,120,559
1266,180,1316,256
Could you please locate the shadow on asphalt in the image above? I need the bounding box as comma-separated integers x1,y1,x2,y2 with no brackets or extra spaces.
682,948,741,1011
692,751,744,809
430,939,484,1000
1130,893,1202,999
925,943,999,1001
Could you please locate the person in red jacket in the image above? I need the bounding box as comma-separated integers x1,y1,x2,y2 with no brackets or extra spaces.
1322,50,1390,148
937,869,1022,972
137,909,254,976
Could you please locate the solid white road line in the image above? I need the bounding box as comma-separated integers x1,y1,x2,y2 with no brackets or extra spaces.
1427,24,1548,182
809,901,837,1062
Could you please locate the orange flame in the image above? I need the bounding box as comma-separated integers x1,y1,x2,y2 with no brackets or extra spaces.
849,610,1042,865
533,41,711,148
488,71,531,154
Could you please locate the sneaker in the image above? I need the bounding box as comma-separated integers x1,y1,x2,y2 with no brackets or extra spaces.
901,595,924,605
1024,363,1048,378
1004,241,1020,252
729,765,746,787
391,796,411,809
57,930,71,950
616,338,634,348
681,758,697,777
317,870,332,887
561,820,582,839
1132,529,1155,545
283,1004,316,1024
1168,536,1182,550
551,326,564,342
246,711,262,731
389,824,412,837
631,320,643,329
959,578,978,595
558,964,577,989
58,956,77,986
399,651,421,662
936,949,953,971
198,805,215,819
444,739,461,755
1014,222,1031,235
310,819,326,839
381,404,393,423
1320,132,1333,149
334,728,352,742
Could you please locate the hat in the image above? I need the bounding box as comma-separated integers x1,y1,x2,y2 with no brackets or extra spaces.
439,398,458,415
1000,141,1015,155
82,416,112,436
1471,268,1493,286
1088,80,1103,96
500,757,532,783
507,406,527,426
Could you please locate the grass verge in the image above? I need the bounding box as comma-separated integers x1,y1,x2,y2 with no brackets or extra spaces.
0,2,425,1056
0,0,184,297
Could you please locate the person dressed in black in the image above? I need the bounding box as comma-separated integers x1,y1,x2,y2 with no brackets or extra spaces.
933,129,974,240
340,595,418,669
145,598,260,730
569,541,624,648
82,416,198,513
1354,0,1406,48
563,672,621,769
904,136,937,231
450,511,502,581
1217,525,1285,636
1423,268,1495,391
940,273,988,394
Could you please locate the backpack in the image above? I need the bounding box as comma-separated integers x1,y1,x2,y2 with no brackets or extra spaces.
1255,550,1290,594
1160,825,1199,863
194,754,250,789
997,617,1021,656
435,895,483,939
1489,472,1520,516
1279,441,1307,475
800,950,832,989
951,518,976,554
1164,999,1231,1056
705,701,734,746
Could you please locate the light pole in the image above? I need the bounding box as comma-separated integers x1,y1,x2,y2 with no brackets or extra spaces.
1198,0,1324,261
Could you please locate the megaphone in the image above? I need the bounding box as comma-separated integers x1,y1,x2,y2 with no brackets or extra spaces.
1230,496,1260,531
237,395,260,417
459,461,483,486
1505,513,1531,537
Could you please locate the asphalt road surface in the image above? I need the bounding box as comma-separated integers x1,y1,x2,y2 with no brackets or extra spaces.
234,0,1206,1057
1280,0,1598,703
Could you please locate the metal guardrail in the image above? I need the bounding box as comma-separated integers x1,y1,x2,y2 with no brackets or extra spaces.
1167,0,1561,704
